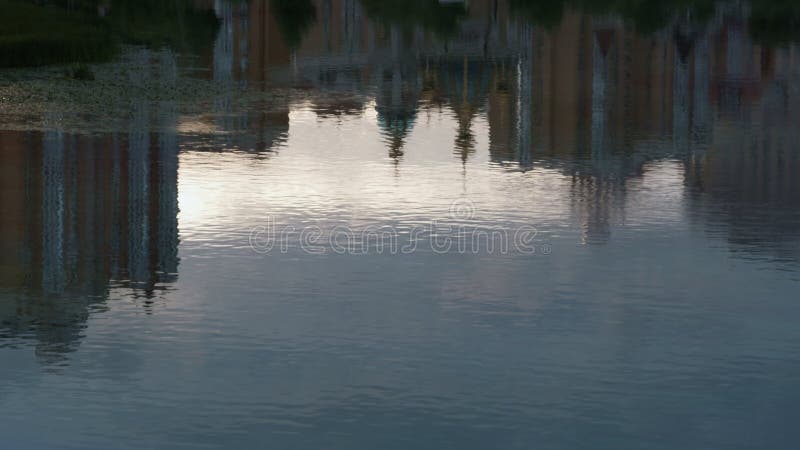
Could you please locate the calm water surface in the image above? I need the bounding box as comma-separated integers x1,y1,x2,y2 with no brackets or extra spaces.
1,1,800,449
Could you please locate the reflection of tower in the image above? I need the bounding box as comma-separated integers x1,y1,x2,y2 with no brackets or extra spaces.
375,25,420,163
445,56,489,162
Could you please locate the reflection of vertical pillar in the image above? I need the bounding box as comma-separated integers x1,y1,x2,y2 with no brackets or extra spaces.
390,25,402,108
214,0,234,83
109,134,123,279
157,49,180,283
721,25,744,111
515,24,533,165
367,21,375,54
726,26,744,79
129,51,150,285
214,0,235,141
81,136,98,291
673,47,690,154
692,36,711,154
343,0,361,54
591,34,607,160
322,0,332,52
238,0,249,78
42,120,65,293
63,134,79,286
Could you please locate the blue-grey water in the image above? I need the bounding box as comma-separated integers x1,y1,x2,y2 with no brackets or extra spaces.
1,1,800,449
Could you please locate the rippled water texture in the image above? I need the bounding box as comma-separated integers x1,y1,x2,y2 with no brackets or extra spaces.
1,1,799,449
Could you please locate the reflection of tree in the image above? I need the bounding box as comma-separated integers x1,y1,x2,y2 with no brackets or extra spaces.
0,0,115,67
509,0,716,34
270,0,317,49
104,0,220,52
0,0,219,67
749,1,800,44
360,0,468,38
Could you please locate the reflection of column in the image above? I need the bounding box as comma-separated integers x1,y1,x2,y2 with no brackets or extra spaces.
157,49,180,283
214,0,235,140
726,25,744,79
238,0,249,77
720,24,745,112
673,46,690,153
129,51,150,286
322,0,332,52
80,136,98,292
109,134,123,279
343,0,361,54
515,24,533,165
691,35,711,154
42,120,65,293
63,135,79,286
214,0,234,83
591,33,608,160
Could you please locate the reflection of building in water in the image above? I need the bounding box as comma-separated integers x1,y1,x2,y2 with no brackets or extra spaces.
684,40,800,263
192,1,800,247
0,48,182,363
189,0,292,152
0,126,180,363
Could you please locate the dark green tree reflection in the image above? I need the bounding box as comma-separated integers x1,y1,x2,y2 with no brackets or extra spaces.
270,0,317,49
360,0,468,38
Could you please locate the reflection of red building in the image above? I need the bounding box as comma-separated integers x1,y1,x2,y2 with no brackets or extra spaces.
710,18,775,110
0,127,180,361
0,129,179,295
0,127,177,362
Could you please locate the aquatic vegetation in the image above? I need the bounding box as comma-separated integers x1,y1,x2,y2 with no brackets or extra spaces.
0,48,294,134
